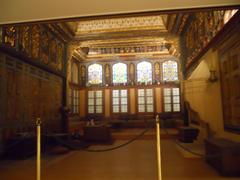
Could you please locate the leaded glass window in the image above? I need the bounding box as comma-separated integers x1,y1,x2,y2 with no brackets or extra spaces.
112,63,127,84
88,90,103,114
112,89,128,113
163,87,180,112
138,88,153,113
88,64,102,84
137,61,152,83
162,60,178,81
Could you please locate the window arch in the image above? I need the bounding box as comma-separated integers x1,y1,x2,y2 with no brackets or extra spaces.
72,62,79,84
137,61,152,83
162,60,178,81
88,63,102,84
112,63,127,84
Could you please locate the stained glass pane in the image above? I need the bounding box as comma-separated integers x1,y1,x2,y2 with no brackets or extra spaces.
113,63,127,83
137,61,152,83
163,60,178,81
88,63,102,84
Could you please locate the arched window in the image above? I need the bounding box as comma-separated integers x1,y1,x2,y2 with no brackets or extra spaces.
162,60,178,81
72,62,79,84
137,61,152,83
88,63,102,84
112,63,127,84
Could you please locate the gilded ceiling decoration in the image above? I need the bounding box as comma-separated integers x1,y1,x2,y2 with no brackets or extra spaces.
76,16,167,34
60,13,188,61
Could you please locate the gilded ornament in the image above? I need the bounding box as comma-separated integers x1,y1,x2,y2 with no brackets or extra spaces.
4,26,16,47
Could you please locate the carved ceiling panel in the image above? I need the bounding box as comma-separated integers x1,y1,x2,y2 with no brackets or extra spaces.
46,13,189,61
76,15,167,34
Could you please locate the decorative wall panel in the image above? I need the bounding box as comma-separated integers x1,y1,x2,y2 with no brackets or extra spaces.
219,33,240,133
183,10,238,72
154,62,160,83
0,52,63,140
80,65,86,86
3,26,17,47
105,64,111,85
1,25,65,72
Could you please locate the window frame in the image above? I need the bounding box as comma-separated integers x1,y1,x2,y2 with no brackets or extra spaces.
137,88,155,113
162,87,181,113
111,88,129,114
87,90,103,115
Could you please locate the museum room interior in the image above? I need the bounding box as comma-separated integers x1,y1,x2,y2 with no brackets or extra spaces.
0,1,240,180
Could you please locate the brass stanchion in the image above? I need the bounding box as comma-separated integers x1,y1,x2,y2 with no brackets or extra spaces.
36,118,41,180
156,115,162,180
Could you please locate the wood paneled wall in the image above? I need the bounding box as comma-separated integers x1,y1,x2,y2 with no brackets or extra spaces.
0,52,63,141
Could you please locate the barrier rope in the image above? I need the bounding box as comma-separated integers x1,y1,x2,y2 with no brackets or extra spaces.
0,118,220,157
51,126,150,152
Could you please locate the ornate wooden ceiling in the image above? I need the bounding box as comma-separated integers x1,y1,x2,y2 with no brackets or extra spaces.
76,15,167,34
63,13,188,61
46,13,190,61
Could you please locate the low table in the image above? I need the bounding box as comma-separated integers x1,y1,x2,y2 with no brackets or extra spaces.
83,126,112,143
